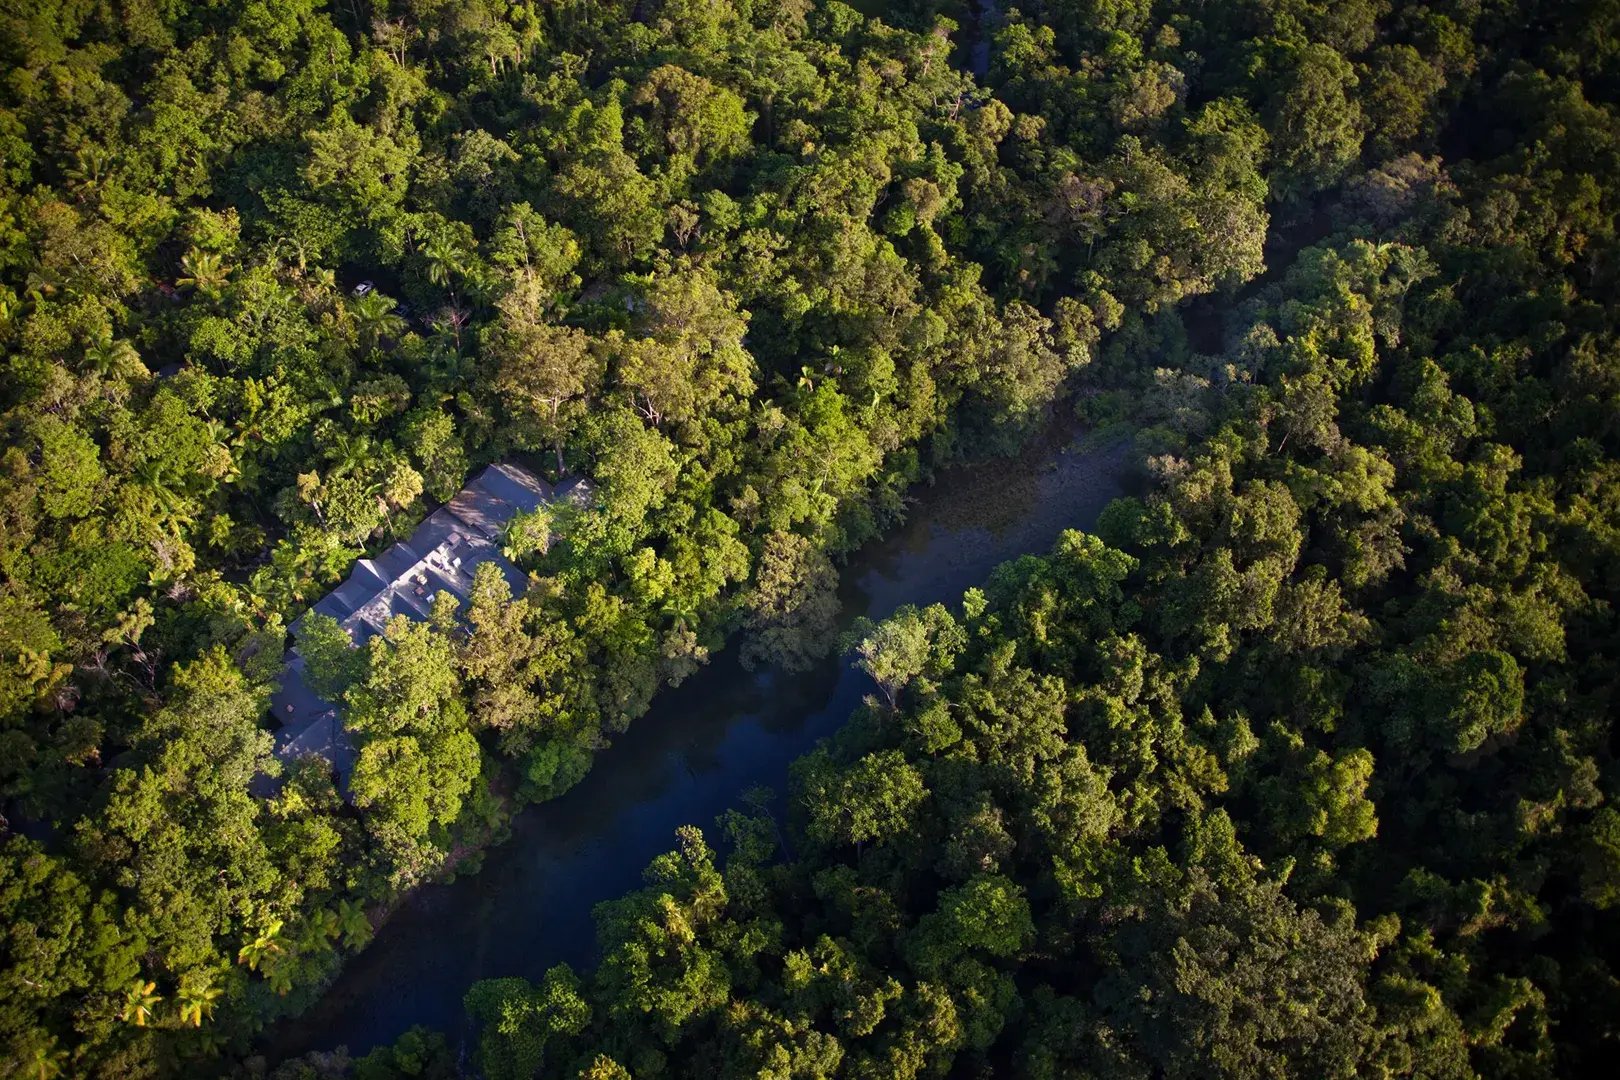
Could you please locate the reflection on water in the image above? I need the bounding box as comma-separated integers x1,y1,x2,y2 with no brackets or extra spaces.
264,430,1131,1063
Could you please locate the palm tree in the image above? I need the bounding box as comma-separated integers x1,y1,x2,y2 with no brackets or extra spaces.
83,334,147,380
195,417,239,484
65,145,114,196
296,908,340,956
265,960,296,997
177,249,230,298
351,291,407,352
26,1039,67,1080
120,978,162,1027
335,899,373,951
132,459,175,492
133,461,194,538
236,918,285,971
176,971,223,1028
661,593,702,635
421,234,463,293
272,234,310,273
323,431,374,479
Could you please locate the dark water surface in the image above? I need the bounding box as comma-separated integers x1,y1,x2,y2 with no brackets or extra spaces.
266,430,1131,1062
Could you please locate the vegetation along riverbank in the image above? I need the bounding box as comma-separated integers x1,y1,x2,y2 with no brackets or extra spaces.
2,1,1619,1078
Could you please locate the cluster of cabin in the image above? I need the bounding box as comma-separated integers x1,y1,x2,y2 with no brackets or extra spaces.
261,463,586,793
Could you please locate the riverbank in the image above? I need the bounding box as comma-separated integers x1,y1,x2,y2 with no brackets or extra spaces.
256,423,1133,1065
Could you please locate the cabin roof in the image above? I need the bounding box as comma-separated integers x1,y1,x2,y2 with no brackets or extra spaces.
265,463,591,795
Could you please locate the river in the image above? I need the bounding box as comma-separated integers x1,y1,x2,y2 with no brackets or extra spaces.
970,0,1001,80
264,424,1131,1063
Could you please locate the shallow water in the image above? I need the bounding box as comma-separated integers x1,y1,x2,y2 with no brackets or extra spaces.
264,429,1131,1062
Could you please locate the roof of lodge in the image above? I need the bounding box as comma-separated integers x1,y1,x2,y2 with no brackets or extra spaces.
259,463,590,794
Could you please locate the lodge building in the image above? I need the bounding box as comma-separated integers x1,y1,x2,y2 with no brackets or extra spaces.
262,462,587,792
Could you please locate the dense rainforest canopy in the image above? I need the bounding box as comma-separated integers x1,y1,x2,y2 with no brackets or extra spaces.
0,0,1617,1077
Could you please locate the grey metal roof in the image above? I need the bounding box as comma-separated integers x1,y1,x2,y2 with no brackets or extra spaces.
269,655,334,730
345,613,383,647
277,707,357,781
372,542,421,582
555,476,595,507
493,554,529,594
445,486,512,540
479,463,550,512
263,462,567,797
254,655,349,797
410,507,469,559
323,562,388,619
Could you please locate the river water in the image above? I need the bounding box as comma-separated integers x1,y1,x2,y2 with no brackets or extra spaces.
970,0,1001,80
265,426,1131,1062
